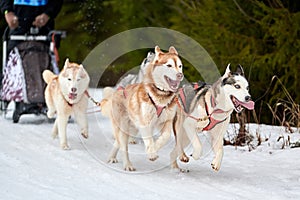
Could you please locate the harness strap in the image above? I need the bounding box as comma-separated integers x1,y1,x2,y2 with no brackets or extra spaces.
178,88,187,109
176,99,208,122
117,86,166,117
117,86,127,98
177,90,228,131
147,93,165,117
202,116,227,131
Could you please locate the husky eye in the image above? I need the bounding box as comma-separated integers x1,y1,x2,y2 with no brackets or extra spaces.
246,86,249,91
234,84,241,89
179,65,182,68
167,64,172,68
68,78,71,81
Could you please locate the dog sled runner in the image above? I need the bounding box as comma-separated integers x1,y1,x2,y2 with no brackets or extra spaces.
0,27,66,123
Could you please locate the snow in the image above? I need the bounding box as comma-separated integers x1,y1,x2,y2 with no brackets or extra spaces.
1,89,300,200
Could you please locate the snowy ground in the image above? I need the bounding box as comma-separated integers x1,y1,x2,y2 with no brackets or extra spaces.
1,89,300,200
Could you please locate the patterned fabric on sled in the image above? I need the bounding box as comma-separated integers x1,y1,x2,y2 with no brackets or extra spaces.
1,41,51,103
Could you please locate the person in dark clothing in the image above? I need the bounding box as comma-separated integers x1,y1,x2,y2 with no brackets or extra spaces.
0,0,63,51
0,0,63,122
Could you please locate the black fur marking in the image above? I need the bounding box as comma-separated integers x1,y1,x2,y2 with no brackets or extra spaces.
222,76,236,86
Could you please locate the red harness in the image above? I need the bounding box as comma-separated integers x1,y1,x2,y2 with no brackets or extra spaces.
178,85,227,131
117,86,167,117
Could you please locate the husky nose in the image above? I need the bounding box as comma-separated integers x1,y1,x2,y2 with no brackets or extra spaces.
176,73,184,80
71,87,77,93
245,95,251,102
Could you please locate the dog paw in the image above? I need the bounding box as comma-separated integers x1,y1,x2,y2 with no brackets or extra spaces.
52,132,58,139
128,137,137,144
81,132,88,139
124,164,136,171
61,143,70,150
107,158,118,163
170,163,190,173
211,160,221,171
47,110,55,119
148,153,159,161
179,154,189,163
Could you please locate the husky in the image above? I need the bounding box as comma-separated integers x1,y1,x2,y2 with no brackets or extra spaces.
42,59,90,150
100,46,184,171
116,51,155,88
171,64,255,171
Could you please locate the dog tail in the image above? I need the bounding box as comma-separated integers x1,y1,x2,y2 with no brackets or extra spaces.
103,87,115,99
42,70,56,84
100,87,115,117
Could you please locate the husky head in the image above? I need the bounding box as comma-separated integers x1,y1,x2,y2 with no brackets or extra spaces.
221,64,254,113
59,58,90,104
140,51,155,73
147,46,184,92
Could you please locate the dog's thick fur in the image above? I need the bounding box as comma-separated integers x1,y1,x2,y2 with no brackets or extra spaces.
116,51,155,88
171,64,255,171
101,46,183,171
43,59,90,149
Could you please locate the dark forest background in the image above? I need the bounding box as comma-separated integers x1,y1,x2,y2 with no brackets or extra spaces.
1,0,299,125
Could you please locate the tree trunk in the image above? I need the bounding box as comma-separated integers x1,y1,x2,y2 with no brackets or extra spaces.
236,111,247,146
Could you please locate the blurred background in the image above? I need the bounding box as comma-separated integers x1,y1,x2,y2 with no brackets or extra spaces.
1,0,299,126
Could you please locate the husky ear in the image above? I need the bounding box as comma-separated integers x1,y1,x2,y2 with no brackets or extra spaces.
168,46,178,55
153,46,162,63
64,58,70,69
154,46,161,54
79,64,87,78
223,63,232,78
236,64,245,76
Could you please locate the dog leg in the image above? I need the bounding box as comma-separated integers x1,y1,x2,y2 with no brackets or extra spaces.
74,106,88,139
178,129,190,163
140,127,158,161
119,131,135,171
108,140,119,163
57,114,70,150
108,123,121,163
44,87,56,118
51,119,58,139
154,120,172,151
184,118,202,160
170,113,189,171
210,118,230,171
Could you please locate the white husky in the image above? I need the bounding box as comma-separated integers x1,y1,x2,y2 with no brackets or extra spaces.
171,64,255,171
43,59,90,149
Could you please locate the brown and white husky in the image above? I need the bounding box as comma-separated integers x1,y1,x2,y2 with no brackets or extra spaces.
100,46,184,171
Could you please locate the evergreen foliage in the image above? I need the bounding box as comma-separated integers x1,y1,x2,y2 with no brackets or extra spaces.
0,0,299,124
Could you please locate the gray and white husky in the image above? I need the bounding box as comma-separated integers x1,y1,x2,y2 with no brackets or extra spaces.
171,64,255,171
116,52,155,88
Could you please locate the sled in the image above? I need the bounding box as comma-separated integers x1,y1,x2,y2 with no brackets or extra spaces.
0,27,66,123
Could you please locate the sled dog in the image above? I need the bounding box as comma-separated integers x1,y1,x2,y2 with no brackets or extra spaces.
101,46,183,171
43,59,90,149
116,51,155,88
171,64,254,171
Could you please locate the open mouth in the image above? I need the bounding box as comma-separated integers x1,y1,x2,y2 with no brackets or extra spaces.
164,75,180,92
230,95,255,113
68,93,77,100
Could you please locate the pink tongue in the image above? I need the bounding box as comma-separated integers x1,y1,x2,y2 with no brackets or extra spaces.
69,93,76,100
239,100,255,110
